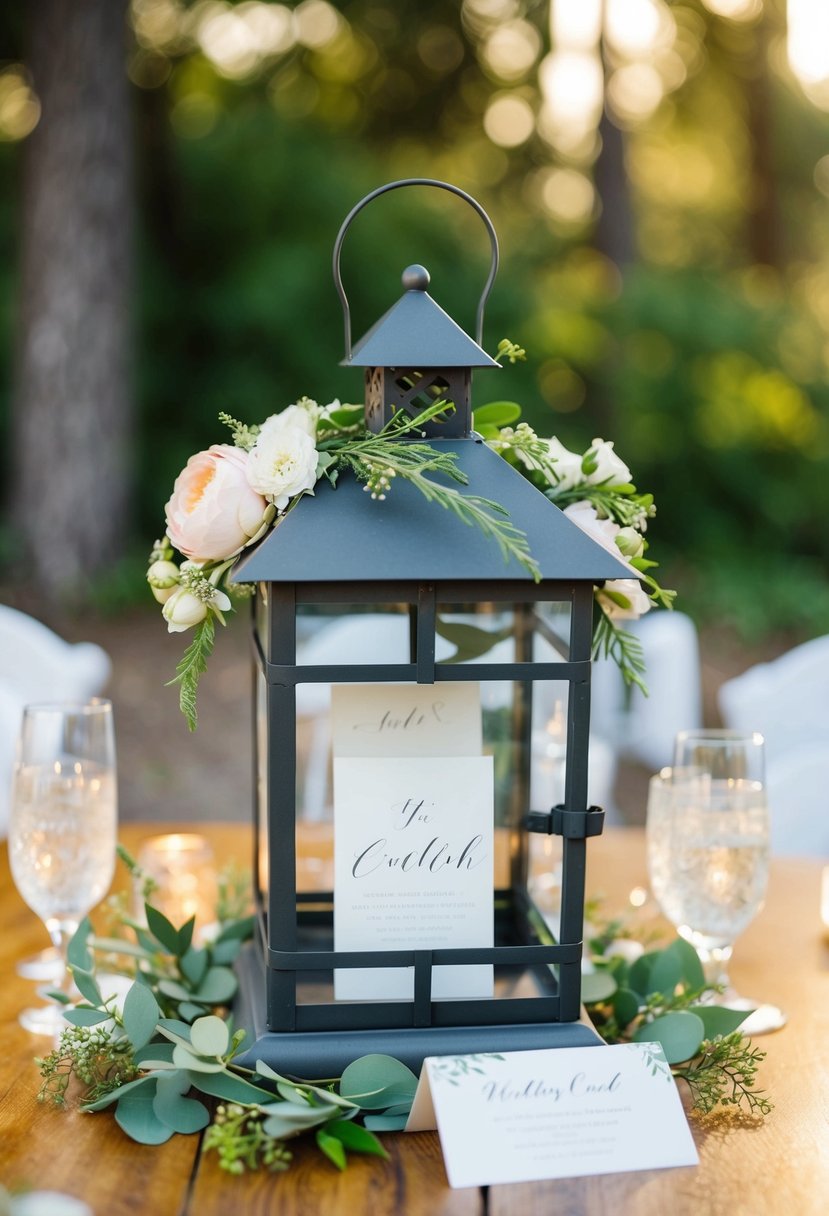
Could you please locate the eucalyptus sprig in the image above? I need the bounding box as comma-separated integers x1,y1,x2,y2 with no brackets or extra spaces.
582,931,772,1119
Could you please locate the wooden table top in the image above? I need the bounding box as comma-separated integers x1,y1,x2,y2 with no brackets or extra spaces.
1,823,827,1215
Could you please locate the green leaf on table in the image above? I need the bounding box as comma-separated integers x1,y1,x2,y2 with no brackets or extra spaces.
581,970,618,1004
146,905,182,955
364,1114,410,1132
158,1017,193,1041
215,915,255,944
180,946,208,988
67,917,94,971
316,1129,347,1170
633,1010,705,1065
70,966,103,1008
193,966,237,1005
612,987,641,1030
262,1104,340,1139
172,1043,224,1073
664,938,707,990
116,1086,174,1145
178,1001,209,1023
648,949,683,998
83,1074,155,1112
689,1004,752,1038
64,1007,111,1028
189,1015,229,1057
188,1069,272,1105
628,951,658,998
340,1055,419,1109
325,1119,389,1159
122,981,161,1051
153,1071,210,1134
158,980,193,1003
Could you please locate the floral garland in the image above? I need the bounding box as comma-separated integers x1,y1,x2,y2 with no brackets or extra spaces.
148,344,674,729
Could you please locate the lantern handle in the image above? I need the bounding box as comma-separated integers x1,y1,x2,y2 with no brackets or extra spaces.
333,178,500,363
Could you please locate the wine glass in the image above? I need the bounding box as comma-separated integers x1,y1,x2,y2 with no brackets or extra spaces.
647,730,786,1035
8,700,118,1035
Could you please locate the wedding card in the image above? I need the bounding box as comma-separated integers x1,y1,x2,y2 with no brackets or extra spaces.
331,683,482,758
333,754,494,1000
406,1044,699,1188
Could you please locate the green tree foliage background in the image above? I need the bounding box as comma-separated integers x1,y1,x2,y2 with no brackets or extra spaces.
1,0,828,638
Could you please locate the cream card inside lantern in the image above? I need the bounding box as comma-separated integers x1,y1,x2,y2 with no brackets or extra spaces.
332,684,493,1001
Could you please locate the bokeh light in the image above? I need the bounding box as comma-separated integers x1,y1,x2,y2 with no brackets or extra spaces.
0,66,40,141
483,92,535,147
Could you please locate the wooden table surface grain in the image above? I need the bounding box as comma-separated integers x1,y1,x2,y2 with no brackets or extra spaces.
1,823,827,1215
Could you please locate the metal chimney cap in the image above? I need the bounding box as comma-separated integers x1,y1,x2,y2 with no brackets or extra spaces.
401,264,430,291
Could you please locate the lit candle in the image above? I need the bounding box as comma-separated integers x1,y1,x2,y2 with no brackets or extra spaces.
136,833,218,936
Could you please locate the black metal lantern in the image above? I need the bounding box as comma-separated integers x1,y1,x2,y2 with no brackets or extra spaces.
232,180,631,1077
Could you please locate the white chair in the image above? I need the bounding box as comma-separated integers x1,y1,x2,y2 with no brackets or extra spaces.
590,611,703,773
0,604,111,835
718,635,829,856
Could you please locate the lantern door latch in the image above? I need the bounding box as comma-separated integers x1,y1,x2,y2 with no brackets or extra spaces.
526,805,605,839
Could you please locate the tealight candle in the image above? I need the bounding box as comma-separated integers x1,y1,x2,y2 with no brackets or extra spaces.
136,833,218,936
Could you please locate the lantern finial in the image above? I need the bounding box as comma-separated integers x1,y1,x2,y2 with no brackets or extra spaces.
402,264,430,291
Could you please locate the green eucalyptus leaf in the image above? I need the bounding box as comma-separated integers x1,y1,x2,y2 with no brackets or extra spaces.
612,987,641,1030
180,946,208,988
339,1055,418,1109
209,939,241,966
70,966,103,1008
122,981,161,1051
434,619,512,664
153,1072,210,1134
665,938,706,990
215,916,255,944
83,1074,154,1112
64,1007,111,1028
67,917,94,971
473,401,522,428
648,949,683,998
326,1119,389,1159
172,1043,224,1073
363,1114,409,1131
134,1042,175,1065
145,905,183,955
177,916,196,956
373,1101,414,1117
633,1010,705,1065
580,970,618,1004
157,1017,193,1041
115,1086,174,1145
193,966,237,1005
178,1001,209,1023
628,951,658,997
189,1015,229,1057
259,1100,338,1126
189,1069,273,1105
316,1128,347,1171
158,980,193,1003
690,1004,752,1037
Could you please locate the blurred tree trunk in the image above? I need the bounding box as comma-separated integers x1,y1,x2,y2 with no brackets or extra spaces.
12,0,133,599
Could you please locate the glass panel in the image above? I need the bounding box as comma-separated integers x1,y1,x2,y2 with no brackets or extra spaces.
296,603,412,666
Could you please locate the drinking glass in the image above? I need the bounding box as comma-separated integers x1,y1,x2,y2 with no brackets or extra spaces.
8,700,118,1035
647,730,785,1035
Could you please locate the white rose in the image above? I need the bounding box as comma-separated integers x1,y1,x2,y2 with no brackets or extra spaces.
246,417,319,509
162,585,231,633
266,401,319,437
598,579,653,621
546,436,584,490
564,501,624,560
584,438,631,486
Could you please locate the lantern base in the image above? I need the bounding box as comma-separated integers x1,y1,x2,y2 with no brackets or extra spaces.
233,942,603,1080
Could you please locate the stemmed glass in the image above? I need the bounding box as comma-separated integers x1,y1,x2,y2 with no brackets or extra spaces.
646,730,785,1035
8,700,118,1035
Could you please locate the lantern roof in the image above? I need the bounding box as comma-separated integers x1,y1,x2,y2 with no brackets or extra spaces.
231,438,634,585
343,265,500,370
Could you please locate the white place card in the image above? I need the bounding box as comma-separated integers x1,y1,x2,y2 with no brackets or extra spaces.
406,1044,699,1188
333,755,494,1001
331,683,482,758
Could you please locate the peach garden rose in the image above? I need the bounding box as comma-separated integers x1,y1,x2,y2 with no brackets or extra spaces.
165,444,269,562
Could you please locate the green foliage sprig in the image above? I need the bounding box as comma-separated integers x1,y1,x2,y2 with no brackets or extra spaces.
583,930,772,1119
